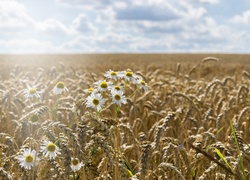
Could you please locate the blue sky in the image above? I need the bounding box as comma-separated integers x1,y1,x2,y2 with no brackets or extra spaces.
0,0,250,53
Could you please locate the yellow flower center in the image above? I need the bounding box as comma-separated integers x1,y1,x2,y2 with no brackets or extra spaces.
88,88,94,92
30,114,39,122
114,86,121,91
56,82,65,89
126,71,133,77
29,88,37,94
140,80,146,86
47,142,56,152
110,71,116,76
72,158,79,166
114,94,121,101
92,98,100,106
100,82,108,89
25,154,34,163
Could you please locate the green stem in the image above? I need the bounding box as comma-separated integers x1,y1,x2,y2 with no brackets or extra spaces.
114,105,120,119
72,171,76,180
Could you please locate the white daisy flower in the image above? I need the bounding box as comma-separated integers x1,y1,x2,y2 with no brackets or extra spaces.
137,79,149,91
71,158,83,172
118,70,139,84
16,148,40,170
52,81,68,95
83,87,97,94
85,93,105,111
40,141,61,160
104,69,120,80
109,84,124,93
23,85,42,98
94,80,112,92
111,90,127,106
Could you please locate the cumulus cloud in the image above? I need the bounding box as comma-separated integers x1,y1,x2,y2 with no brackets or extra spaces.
0,39,58,53
232,11,250,24
0,0,76,52
71,14,97,33
0,0,35,33
198,0,220,4
0,0,249,53
55,0,113,9
60,33,173,52
36,19,75,37
92,0,207,37
187,0,220,5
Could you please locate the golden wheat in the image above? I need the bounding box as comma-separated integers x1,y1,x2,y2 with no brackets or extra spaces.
0,55,250,179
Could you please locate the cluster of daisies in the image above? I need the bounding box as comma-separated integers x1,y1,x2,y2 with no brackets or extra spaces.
16,140,83,172
23,81,69,98
17,69,148,174
85,69,149,112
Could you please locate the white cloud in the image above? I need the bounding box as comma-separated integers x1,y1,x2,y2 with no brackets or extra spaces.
0,39,58,53
0,0,35,32
36,18,75,37
198,0,220,4
232,11,250,24
0,0,249,53
55,0,113,9
187,0,220,5
71,14,97,33
92,0,208,37
59,36,94,52
0,0,75,52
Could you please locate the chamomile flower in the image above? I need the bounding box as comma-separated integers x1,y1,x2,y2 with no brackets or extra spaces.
83,87,97,94
16,148,40,170
111,90,127,106
23,85,42,98
104,69,120,80
118,70,139,84
109,84,124,93
52,81,68,95
85,93,105,111
136,79,149,91
40,140,61,160
70,158,83,172
94,80,112,92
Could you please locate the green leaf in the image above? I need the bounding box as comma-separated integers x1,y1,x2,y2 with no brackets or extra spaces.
125,162,134,177
214,148,232,171
115,106,121,113
230,121,246,179
217,126,224,134
127,169,134,177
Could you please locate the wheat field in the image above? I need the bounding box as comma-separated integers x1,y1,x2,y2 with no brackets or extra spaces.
0,54,250,180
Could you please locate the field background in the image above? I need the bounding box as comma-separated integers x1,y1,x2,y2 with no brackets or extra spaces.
1,53,250,180
1,53,250,75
